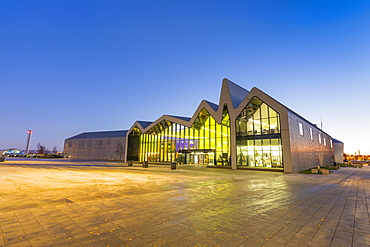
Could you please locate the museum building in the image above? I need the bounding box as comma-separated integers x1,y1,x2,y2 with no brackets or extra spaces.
125,79,336,172
64,79,339,172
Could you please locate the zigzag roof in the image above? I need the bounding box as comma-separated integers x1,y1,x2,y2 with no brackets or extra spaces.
136,121,153,129
127,78,250,134
204,100,219,111
125,78,335,148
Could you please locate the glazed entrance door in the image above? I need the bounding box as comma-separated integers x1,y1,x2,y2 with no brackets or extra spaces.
179,152,214,166
191,153,211,165
193,154,204,165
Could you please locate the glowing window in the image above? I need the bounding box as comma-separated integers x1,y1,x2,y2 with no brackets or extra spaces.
299,122,303,136
236,97,282,169
318,133,322,144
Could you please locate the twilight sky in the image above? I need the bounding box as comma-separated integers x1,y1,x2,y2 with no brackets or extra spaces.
1,0,370,154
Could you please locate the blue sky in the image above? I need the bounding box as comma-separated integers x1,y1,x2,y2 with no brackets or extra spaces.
1,0,370,154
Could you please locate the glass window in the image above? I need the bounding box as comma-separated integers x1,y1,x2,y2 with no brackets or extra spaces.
310,128,313,140
299,122,303,136
261,118,269,135
318,133,322,144
268,107,277,118
247,119,254,135
270,117,279,133
236,97,283,169
137,107,230,166
260,103,268,119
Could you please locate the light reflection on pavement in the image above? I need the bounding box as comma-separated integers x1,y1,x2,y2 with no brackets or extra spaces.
0,158,369,246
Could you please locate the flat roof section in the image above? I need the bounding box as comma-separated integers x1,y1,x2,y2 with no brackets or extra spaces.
66,130,128,140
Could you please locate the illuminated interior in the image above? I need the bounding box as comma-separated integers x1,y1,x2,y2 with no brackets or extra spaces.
128,105,231,166
236,97,283,169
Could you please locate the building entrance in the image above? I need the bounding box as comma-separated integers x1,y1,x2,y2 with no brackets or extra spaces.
179,149,215,166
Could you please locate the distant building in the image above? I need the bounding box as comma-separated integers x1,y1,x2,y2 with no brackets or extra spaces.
65,78,343,172
344,154,370,162
2,149,25,157
63,130,127,160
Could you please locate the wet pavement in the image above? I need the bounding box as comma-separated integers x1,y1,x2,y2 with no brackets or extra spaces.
0,158,369,247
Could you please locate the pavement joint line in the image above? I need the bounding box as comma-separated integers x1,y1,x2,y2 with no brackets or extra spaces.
328,170,356,246
306,178,350,246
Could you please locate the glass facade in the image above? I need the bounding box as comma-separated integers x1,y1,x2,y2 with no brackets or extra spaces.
128,105,231,166
236,97,283,169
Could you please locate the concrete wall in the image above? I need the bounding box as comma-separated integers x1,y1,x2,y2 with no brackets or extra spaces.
64,137,126,160
287,111,334,172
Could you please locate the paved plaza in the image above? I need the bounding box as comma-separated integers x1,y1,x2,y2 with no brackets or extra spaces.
0,158,370,247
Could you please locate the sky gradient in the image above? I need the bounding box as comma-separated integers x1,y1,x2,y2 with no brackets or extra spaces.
1,0,370,154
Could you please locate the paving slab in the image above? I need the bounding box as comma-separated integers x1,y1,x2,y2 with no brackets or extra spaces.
1,158,370,246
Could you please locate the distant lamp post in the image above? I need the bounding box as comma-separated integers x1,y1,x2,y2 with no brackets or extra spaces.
25,130,33,155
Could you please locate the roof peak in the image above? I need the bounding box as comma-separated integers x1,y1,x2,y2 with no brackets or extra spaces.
222,78,250,109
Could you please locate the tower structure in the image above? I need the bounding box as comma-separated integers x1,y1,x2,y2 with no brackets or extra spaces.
25,130,33,155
